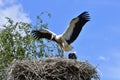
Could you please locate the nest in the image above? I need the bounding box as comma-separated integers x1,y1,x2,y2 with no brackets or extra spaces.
7,58,99,80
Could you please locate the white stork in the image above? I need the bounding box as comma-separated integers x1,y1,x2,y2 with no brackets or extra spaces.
32,11,90,52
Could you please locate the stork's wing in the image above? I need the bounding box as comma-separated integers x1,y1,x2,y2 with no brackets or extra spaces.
31,29,57,42
62,11,90,44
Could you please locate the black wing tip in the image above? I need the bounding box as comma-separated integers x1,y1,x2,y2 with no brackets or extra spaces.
31,30,40,40
31,30,38,33
78,11,90,21
31,30,41,35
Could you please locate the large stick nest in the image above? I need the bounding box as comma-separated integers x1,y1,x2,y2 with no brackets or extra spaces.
7,58,99,80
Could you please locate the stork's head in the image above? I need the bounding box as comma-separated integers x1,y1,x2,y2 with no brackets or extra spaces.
68,51,77,59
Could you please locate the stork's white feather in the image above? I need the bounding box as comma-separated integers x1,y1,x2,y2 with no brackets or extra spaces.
44,29,57,36
62,18,79,40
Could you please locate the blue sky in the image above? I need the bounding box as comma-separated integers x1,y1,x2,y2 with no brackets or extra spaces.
0,0,120,80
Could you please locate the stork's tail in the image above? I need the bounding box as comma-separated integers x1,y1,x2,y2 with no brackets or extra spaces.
63,45,73,52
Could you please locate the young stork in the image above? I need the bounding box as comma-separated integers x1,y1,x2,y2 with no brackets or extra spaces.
68,52,77,60
32,11,90,52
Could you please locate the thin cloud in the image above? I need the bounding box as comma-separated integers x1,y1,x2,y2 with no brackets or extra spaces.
110,66,120,79
98,56,106,61
100,50,120,79
0,0,2,6
102,65,120,80
85,0,120,7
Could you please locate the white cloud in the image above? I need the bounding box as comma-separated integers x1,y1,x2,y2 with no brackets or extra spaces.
0,0,17,7
0,0,31,29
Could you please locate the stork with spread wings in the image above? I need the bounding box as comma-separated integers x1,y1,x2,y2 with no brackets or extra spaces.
32,11,90,52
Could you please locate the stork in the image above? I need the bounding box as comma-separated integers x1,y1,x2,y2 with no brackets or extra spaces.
68,52,77,60
32,11,90,52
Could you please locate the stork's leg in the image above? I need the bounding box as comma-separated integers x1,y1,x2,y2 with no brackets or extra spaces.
59,46,65,58
62,42,65,47
62,39,73,51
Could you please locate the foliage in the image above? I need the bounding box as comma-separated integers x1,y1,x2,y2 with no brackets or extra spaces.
0,12,63,79
0,18,33,79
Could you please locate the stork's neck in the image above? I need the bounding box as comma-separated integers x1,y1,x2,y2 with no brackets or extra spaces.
56,34,62,39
